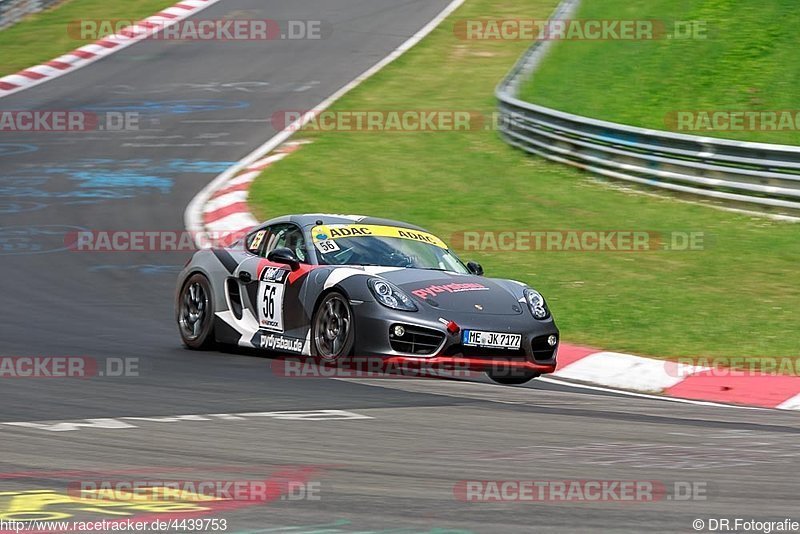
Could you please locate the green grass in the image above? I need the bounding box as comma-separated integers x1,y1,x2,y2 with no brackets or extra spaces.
248,0,800,362
520,0,800,145
0,0,176,77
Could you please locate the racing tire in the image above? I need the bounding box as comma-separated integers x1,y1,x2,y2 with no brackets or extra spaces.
311,291,355,362
178,273,216,350
485,369,540,385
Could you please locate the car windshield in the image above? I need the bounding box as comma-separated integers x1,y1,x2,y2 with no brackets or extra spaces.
310,224,469,273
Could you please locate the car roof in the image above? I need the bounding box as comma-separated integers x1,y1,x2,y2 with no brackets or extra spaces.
259,213,432,233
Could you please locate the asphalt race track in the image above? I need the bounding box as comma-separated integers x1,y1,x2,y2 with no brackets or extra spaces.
0,1,798,532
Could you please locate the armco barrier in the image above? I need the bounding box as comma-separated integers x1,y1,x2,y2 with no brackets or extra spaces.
496,0,800,217
0,0,61,30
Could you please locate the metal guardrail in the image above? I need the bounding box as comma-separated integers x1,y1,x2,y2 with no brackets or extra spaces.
0,0,62,30
496,0,800,216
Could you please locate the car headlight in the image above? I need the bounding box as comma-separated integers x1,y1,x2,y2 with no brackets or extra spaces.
523,288,549,320
368,278,418,312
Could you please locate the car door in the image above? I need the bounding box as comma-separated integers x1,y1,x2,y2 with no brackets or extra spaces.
235,223,312,353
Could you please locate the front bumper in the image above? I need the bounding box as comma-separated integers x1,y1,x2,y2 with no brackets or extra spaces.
384,355,556,374
350,300,559,375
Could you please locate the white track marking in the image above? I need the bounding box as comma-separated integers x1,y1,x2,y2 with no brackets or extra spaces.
538,376,766,410
0,410,372,432
333,376,767,411
3,418,137,432
776,392,800,410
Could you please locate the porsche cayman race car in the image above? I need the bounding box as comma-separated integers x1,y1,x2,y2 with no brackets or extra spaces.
176,214,559,384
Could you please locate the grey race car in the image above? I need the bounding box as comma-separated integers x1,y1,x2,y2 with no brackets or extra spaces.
176,214,559,384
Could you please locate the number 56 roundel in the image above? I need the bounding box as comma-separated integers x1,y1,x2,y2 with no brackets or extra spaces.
258,266,289,332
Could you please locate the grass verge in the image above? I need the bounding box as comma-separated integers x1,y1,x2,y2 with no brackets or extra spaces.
520,0,800,145
248,0,800,362
0,0,176,77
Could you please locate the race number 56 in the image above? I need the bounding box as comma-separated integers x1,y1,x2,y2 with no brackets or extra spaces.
263,285,276,318
259,281,285,332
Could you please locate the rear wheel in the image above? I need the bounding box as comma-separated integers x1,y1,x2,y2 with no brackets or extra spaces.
486,369,540,385
178,273,216,349
311,291,355,362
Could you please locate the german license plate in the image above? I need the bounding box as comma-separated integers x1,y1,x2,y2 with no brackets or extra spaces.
462,330,521,349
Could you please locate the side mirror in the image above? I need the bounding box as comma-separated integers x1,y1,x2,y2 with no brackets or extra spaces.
467,261,484,276
268,247,300,270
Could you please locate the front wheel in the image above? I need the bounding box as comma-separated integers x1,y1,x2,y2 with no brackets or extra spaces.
178,273,216,350
311,291,355,362
486,368,540,385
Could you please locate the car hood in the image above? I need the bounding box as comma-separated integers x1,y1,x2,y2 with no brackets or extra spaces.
378,269,524,316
